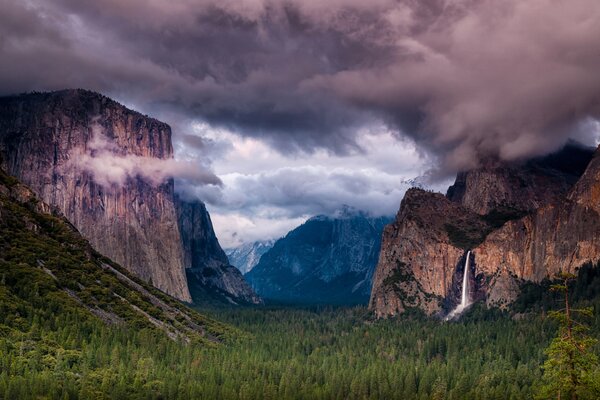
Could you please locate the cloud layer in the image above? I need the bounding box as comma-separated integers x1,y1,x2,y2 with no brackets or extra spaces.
181,125,446,247
2,0,600,245
2,0,600,171
67,123,221,187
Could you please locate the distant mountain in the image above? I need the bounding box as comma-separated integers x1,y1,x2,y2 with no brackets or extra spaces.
246,208,392,304
226,240,276,274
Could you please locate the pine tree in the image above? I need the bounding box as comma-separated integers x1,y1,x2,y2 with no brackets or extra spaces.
536,273,600,400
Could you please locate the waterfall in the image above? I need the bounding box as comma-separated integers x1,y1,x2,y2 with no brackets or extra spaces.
460,250,471,307
445,250,471,320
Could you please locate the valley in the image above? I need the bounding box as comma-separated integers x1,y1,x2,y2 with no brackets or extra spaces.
3,1,600,398
3,290,600,399
1,89,600,399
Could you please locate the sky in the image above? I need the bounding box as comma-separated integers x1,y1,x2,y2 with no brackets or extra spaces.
1,0,600,247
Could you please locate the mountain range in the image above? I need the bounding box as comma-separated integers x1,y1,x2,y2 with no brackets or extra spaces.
226,240,276,275
3,89,600,316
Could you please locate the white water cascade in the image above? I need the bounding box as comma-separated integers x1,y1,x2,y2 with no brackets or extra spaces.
445,250,472,320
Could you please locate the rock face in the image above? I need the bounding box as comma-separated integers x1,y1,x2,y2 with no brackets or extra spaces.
0,90,190,301
0,166,227,343
370,144,598,317
447,143,593,215
226,240,276,275
175,196,262,305
369,189,489,317
0,89,260,305
247,209,391,304
475,147,600,294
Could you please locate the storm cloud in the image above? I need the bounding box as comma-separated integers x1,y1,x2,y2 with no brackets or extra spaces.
181,125,445,247
2,0,600,244
2,0,600,170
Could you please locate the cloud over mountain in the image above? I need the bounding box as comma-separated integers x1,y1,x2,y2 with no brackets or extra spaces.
66,122,221,187
2,0,600,171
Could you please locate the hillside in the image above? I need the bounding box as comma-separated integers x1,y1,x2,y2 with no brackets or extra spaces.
0,165,240,396
0,89,259,305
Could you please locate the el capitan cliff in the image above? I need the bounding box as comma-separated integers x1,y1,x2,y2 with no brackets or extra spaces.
0,89,259,304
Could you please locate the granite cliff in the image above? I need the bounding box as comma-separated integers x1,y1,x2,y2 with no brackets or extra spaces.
369,144,598,317
0,89,259,304
175,195,262,305
0,165,228,343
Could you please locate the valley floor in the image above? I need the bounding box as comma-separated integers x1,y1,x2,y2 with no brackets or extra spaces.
193,306,553,400
2,302,600,399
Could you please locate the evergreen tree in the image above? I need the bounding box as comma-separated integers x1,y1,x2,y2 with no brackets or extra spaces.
536,273,600,400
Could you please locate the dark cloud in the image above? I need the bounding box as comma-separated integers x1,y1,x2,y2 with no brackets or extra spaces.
1,0,600,169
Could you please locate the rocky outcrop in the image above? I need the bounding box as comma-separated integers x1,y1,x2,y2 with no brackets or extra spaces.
370,144,599,317
474,147,600,299
247,208,391,304
447,143,593,215
369,189,490,317
226,240,276,275
175,196,262,305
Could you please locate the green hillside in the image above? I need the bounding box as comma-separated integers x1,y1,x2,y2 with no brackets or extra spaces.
0,167,233,398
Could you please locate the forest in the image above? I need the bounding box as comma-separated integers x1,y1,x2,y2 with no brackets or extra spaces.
2,164,600,399
1,273,600,399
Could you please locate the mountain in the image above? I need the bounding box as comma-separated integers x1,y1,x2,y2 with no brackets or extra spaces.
0,89,259,305
246,208,392,304
0,165,229,343
226,240,276,274
446,142,594,215
369,144,598,318
175,196,262,305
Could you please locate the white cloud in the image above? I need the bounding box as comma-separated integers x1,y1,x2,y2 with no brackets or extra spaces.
66,122,221,187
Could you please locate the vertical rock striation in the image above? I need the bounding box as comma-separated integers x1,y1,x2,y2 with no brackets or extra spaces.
0,89,259,305
0,89,191,301
369,189,485,317
474,146,600,297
